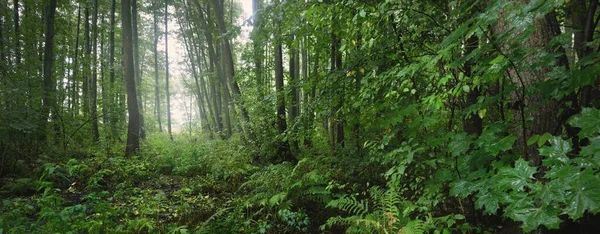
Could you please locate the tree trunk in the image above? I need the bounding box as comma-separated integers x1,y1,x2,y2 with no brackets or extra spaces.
90,0,99,142
71,3,82,116
122,0,141,156
275,37,291,162
289,41,299,150
492,3,563,166
13,0,20,64
165,0,172,140
463,35,482,136
153,0,162,132
178,15,212,134
83,5,90,118
209,0,251,130
40,0,57,142
132,0,145,139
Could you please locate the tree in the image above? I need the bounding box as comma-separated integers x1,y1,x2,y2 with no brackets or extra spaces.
122,0,141,156
40,0,57,142
132,0,145,140
165,0,172,140
90,0,99,142
492,1,565,166
153,0,162,133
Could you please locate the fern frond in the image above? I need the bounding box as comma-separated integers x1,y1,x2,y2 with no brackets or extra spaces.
327,196,369,216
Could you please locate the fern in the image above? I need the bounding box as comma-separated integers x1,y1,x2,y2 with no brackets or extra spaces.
322,185,428,233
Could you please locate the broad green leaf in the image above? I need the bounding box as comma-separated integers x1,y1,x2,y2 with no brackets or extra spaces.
359,9,366,17
462,85,470,93
568,108,600,138
512,205,561,232
580,136,600,157
539,137,571,166
449,133,472,157
527,135,539,146
536,182,565,205
450,180,476,198
537,133,553,147
475,192,500,214
487,135,517,156
564,172,600,219
498,159,536,191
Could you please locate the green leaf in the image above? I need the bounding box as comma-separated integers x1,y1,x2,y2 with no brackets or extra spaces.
498,159,536,191
475,192,500,214
564,171,600,219
580,136,600,157
537,182,565,205
539,137,571,166
527,135,539,146
537,133,552,147
568,108,600,138
449,133,472,157
487,135,517,156
512,205,561,232
462,85,470,93
359,9,366,17
450,180,477,198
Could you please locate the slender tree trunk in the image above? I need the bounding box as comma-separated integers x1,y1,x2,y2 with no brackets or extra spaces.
100,14,107,126
132,0,145,139
0,0,4,67
463,35,482,136
109,0,118,137
90,0,100,142
110,0,116,85
122,0,141,156
210,0,251,129
153,0,162,132
83,5,90,118
13,0,20,64
194,3,232,138
165,0,172,140
71,3,82,116
40,0,57,142
275,37,291,161
289,41,299,149
178,15,212,134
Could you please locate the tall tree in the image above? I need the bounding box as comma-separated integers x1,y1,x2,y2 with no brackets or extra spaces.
132,0,145,139
70,3,82,115
153,0,162,132
492,2,565,166
165,0,172,140
12,0,20,64
275,32,291,162
90,0,100,141
210,0,251,130
40,0,57,142
122,0,141,156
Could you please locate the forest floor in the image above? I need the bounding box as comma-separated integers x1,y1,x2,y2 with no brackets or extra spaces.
0,134,260,233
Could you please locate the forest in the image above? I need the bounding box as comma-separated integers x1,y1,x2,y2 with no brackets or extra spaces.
1,0,600,233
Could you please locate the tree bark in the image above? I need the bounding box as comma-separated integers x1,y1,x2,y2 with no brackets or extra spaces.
90,0,100,142
209,0,251,130
153,0,162,132
275,36,291,162
122,0,141,156
132,0,145,139
165,0,173,140
13,0,20,64
40,0,57,142
289,41,299,149
71,3,82,116
492,3,563,166
83,5,90,118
